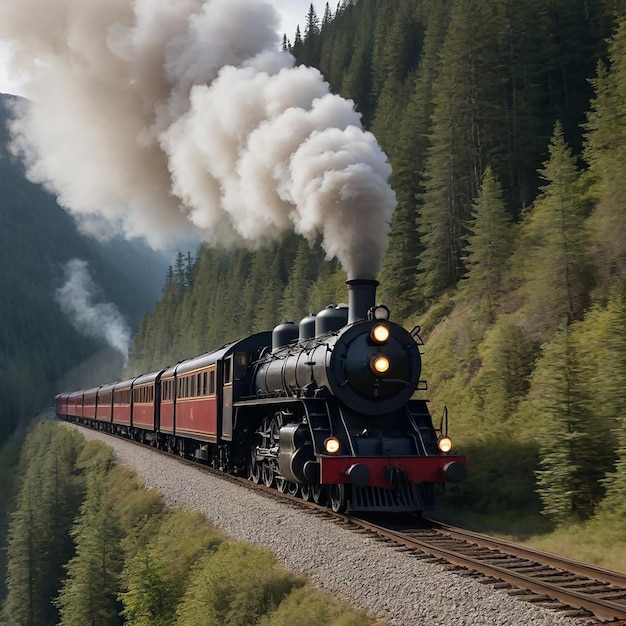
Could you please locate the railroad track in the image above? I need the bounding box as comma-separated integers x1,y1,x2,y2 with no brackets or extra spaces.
66,420,626,624
348,517,626,624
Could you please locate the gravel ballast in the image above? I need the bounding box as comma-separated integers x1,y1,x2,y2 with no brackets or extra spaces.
73,425,588,626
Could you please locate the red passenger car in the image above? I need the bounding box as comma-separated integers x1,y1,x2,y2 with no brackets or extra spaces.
82,387,99,421
173,354,219,442
95,382,115,423
67,390,84,421
132,370,164,431
112,378,134,428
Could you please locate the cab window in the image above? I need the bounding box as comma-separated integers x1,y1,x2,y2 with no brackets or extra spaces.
234,352,248,380
223,359,232,385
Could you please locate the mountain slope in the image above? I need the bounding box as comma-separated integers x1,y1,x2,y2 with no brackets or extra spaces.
0,93,169,442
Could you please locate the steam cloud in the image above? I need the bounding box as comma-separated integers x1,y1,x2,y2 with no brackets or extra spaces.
55,259,131,363
0,0,396,278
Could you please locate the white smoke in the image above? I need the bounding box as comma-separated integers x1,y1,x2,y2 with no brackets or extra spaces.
0,0,395,278
55,259,131,363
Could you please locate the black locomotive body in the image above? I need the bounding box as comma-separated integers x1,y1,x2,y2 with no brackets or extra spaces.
56,279,466,514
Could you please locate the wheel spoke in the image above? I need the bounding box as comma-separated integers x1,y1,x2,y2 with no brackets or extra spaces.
312,485,328,506
262,464,274,488
330,484,347,513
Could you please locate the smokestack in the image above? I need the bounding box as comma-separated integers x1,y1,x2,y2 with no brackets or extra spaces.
346,278,379,324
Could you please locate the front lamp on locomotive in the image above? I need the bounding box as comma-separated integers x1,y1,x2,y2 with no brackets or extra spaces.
248,279,466,513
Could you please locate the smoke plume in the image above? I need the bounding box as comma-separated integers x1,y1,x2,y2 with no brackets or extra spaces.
55,259,131,363
0,0,395,278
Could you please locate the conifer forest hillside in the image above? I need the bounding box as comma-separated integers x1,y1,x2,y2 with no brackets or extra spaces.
128,0,626,538
0,95,168,444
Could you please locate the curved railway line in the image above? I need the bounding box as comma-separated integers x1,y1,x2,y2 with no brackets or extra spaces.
68,421,626,624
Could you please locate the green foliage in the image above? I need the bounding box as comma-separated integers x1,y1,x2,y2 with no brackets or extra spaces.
460,167,514,320
175,543,303,626
445,439,544,519
469,318,539,423
3,424,387,626
590,285,626,529
530,325,609,523
258,585,384,626
111,0,626,545
0,429,24,604
121,510,223,626
514,123,592,336
2,422,84,626
55,444,124,626
584,17,626,286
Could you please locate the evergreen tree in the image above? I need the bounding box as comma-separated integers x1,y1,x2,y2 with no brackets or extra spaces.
2,423,83,626
292,25,304,59
470,318,538,425
304,3,320,40
279,237,324,322
584,17,626,286
322,2,333,28
461,166,514,319
417,0,500,297
379,0,450,315
590,285,626,527
2,464,48,626
174,543,300,626
120,510,222,626
55,445,124,626
338,0,381,124
515,122,592,336
532,324,601,522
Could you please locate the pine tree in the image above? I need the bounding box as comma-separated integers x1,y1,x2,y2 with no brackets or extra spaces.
292,25,304,59
515,122,592,336
584,17,626,285
470,318,538,423
532,324,602,522
2,464,48,626
591,285,626,527
2,424,83,626
417,0,500,297
461,166,514,319
280,237,324,322
338,0,381,124
379,1,450,316
322,2,333,28
120,510,222,626
55,447,124,626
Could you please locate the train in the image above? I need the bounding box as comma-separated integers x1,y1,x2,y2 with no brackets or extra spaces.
55,278,466,514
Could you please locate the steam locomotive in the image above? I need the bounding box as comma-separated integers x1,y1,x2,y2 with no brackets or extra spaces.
55,279,466,513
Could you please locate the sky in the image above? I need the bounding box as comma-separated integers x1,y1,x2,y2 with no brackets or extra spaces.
270,0,327,41
0,0,326,96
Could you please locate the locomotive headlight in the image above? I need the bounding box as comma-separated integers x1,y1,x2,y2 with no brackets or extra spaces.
371,324,390,344
371,355,390,374
437,435,453,454
324,437,341,455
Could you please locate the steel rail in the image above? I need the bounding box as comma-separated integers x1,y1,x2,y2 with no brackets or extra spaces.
432,521,626,588
353,517,626,623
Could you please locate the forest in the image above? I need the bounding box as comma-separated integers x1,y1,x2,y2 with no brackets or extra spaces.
126,0,626,554
0,421,381,625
